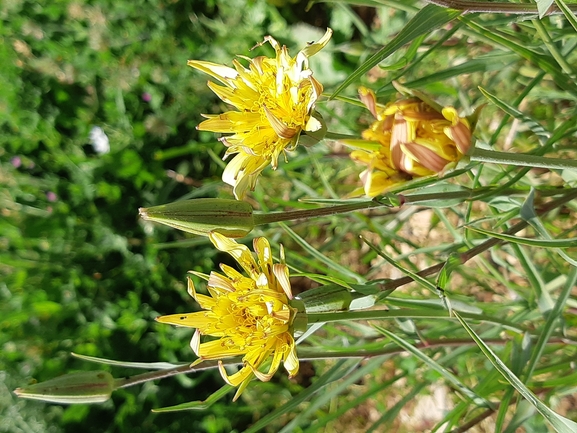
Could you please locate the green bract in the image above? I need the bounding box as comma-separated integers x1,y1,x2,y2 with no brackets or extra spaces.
14,371,115,404
139,198,255,238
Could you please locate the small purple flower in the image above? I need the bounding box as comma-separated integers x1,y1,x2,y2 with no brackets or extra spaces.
46,191,58,202
142,92,152,102
11,156,22,168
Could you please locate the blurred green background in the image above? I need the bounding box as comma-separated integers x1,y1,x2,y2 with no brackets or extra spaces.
0,0,346,431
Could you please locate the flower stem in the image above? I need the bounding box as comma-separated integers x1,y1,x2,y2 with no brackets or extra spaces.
324,131,359,140
302,309,526,332
470,148,577,171
423,0,574,15
252,186,573,227
296,337,572,360
109,334,574,391
374,188,577,293
113,359,241,390
253,201,383,225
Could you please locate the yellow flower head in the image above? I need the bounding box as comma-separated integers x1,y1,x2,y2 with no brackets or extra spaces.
189,29,333,200
350,87,473,197
156,232,299,401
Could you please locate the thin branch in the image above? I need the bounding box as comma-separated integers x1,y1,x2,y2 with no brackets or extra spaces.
376,188,577,292
423,0,574,15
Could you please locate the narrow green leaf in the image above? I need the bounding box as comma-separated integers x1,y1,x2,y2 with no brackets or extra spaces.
503,400,537,433
280,222,366,283
71,353,185,370
376,326,492,407
463,18,577,95
509,243,554,313
330,4,461,98
361,236,438,293
466,226,577,248
555,0,577,31
520,190,577,266
367,383,427,432
520,187,538,220
152,385,233,412
478,87,551,141
436,253,462,290
245,359,360,433
454,311,577,433
399,53,517,91
523,267,577,384
287,357,394,433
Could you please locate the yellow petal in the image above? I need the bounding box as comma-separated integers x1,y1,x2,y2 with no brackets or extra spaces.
187,60,238,84
272,263,293,299
283,336,299,377
155,312,214,329
190,329,201,356
219,361,253,387
210,232,260,277
263,106,298,140
198,339,246,359
359,87,379,119
299,28,333,58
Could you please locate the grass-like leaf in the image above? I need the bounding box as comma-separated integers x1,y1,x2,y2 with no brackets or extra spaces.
462,17,577,95
245,359,361,433
152,385,233,412
467,225,577,248
71,353,185,370
376,326,492,407
330,4,461,98
555,0,577,31
454,311,577,433
522,266,577,383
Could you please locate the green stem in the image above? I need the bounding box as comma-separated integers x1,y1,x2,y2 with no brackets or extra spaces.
252,187,573,226
253,200,383,225
110,336,573,391
324,131,358,140
375,188,577,293
470,148,577,171
532,19,576,76
302,310,526,332
113,360,225,389
424,0,574,15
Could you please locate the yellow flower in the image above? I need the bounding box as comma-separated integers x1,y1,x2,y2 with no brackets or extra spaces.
349,87,473,197
156,232,299,400
189,29,333,200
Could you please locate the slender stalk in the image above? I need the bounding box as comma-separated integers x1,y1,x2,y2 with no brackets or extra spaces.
375,188,577,292
110,337,572,390
113,360,229,389
303,309,527,332
423,0,575,15
470,148,577,170
324,131,358,140
296,338,572,360
253,201,383,225
532,18,576,76
252,186,572,226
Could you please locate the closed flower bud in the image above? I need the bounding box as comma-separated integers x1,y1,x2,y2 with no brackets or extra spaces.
14,371,115,404
139,198,255,238
345,85,480,197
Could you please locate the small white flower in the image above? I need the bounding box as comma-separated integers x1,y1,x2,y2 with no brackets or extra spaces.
89,126,110,154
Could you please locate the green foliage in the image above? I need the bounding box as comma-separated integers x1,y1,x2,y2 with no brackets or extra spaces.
3,0,577,432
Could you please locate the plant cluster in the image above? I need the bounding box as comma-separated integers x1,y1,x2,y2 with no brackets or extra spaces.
4,1,577,432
